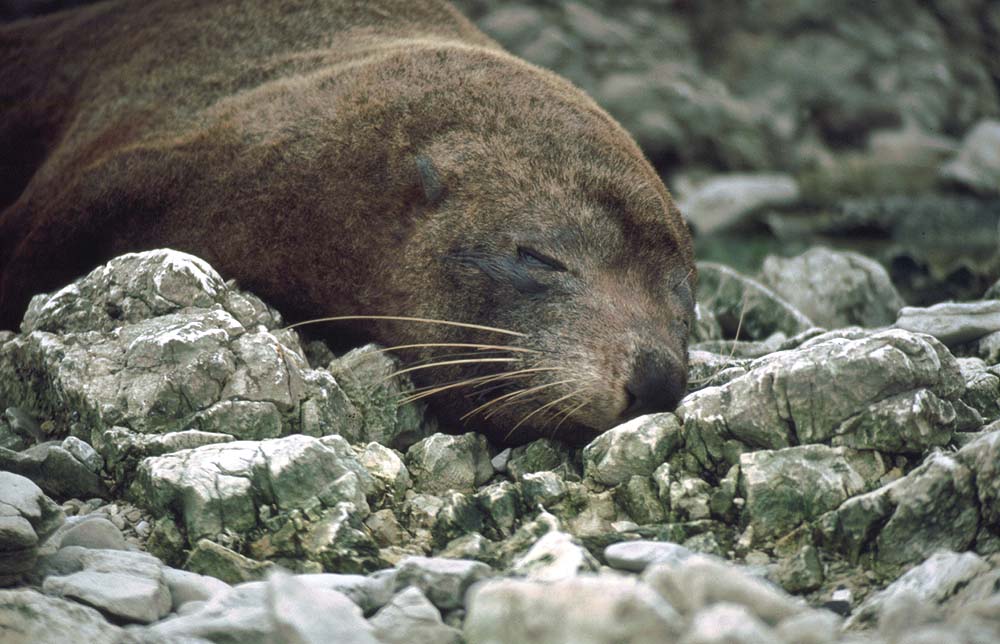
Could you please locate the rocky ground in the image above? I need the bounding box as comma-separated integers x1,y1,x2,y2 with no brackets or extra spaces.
1,243,999,643
3,0,1000,643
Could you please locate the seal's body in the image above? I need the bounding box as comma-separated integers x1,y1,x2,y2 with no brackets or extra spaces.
0,0,695,444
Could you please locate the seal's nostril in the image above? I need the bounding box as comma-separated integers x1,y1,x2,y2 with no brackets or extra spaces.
623,350,685,419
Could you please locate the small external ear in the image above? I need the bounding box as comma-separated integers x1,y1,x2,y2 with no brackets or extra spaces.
415,155,446,206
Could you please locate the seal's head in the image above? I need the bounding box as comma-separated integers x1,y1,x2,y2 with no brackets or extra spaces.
361,56,696,445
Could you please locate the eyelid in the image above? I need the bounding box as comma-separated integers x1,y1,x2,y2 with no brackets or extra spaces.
517,246,567,272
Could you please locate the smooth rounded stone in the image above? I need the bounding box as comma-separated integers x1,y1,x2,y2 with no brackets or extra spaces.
678,329,963,472
642,555,805,625
359,442,411,500
42,569,171,624
60,436,103,473
185,539,276,585
679,602,780,644
268,572,379,644
695,262,814,342
582,413,682,486
0,588,126,642
775,609,843,644
740,445,883,541
895,300,1000,346
392,556,493,611
604,540,695,573
759,247,904,328
0,515,38,550
369,586,463,644
0,471,64,542
405,433,494,495
847,550,991,630
58,517,126,551
940,119,1000,196
0,442,108,501
296,570,396,615
464,574,684,644
163,567,232,611
510,530,599,581
675,173,799,234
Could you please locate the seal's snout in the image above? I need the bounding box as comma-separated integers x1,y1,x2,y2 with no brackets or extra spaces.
622,349,687,420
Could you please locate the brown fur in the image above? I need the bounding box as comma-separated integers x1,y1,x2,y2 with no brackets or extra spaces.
0,0,695,444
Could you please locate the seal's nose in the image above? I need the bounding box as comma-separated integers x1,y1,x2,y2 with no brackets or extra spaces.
623,350,686,419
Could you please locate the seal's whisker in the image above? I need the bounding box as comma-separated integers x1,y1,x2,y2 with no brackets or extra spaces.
397,369,554,405
371,342,540,355
504,391,581,443
480,379,578,421
284,315,525,337
384,357,521,381
463,379,576,421
552,396,591,433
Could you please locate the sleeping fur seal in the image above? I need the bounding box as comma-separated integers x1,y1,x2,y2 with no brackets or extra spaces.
0,0,695,445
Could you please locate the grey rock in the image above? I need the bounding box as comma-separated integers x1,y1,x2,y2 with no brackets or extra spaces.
184,539,276,585
604,540,695,573
506,439,575,480
369,586,463,644
617,475,667,524
760,247,904,328
679,330,962,473
676,173,799,234
969,330,1000,365
4,406,43,442
147,579,274,643
696,263,814,341
58,517,126,550
268,572,379,644
582,413,682,486
643,555,805,625
959,358,1000,424
0,442,108,500
42,569,171,624
392,556,492,611
679,602,780,644
775,545,824,594
520,470,568,508
940,120,1000,196
818,439,988,567
359,442,412,501
296,571,396,615
60,436,103,473
163,567,232,611
300,501,381,574
830,389,958,452
0,588,126,642
464,574,684,644
774,609,843,644
847,550,991,629
510,530,599,581
740,445,883,541
328,344,429,450
896,300,1000,345
669,475,714,521
132,434,373,545
406,433,493,495
1,249,363,454
475,480,523,539
0,471,64,542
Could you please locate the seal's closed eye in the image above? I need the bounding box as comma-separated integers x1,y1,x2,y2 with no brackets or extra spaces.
517,246,567,272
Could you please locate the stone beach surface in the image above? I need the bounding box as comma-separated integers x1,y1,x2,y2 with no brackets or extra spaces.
1,244,999,643
2,0,1000,641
